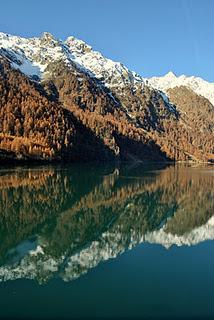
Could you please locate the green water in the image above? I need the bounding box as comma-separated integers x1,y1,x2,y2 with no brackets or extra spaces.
0,163,213,319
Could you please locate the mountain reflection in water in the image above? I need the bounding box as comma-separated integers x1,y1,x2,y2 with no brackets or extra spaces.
0,163,213,284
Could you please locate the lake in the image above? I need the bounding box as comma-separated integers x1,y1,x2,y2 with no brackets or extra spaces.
0,163,213,319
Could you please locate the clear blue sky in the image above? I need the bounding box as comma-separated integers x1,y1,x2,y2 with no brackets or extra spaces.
0,0,213,81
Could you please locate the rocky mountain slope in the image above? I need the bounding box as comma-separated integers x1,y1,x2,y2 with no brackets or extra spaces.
0,32,213,162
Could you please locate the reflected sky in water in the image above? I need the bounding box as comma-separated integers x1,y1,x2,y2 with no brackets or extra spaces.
0,163,213,318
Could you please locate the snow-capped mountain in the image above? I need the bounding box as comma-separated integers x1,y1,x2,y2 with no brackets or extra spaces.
1,31,214,105
147,71,214,106
65,36,144,89
0,31,213,163
0,32,144,90
0,32,66,78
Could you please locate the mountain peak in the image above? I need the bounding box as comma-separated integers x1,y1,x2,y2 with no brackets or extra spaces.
147,70,214,106
65,35,92,54
40,32,59,47
40,32,55,40
164,71,177,78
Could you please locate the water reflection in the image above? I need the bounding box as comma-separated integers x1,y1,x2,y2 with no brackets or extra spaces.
0,163,213,283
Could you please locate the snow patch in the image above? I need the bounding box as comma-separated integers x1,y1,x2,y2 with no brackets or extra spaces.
147,72,214,106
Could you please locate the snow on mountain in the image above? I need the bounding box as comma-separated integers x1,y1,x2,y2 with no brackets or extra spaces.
147,71,214,106
65,36,144,89
3,31,214,108
0,32,144,91
1,32,214,107
0,32,67,77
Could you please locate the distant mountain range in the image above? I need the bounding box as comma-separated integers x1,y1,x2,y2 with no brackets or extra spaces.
0,32,213,162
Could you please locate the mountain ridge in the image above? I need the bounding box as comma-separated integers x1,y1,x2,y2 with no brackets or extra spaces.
1,32,213,97
147,71,214,106
0,31,213,163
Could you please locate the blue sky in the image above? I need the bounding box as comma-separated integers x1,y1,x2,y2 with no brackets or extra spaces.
0,0,213,81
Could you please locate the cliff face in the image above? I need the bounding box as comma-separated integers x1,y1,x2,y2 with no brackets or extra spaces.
0,32,213,162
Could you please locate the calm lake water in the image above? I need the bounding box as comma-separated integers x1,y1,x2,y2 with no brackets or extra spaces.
0,163,213,319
